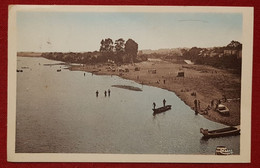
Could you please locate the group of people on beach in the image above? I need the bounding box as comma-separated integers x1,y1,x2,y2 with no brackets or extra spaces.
156,79,166,84
96,89,111,97
194,94,227,115
153,99,166,109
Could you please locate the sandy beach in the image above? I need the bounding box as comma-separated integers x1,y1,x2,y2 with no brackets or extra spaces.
70,59,241,126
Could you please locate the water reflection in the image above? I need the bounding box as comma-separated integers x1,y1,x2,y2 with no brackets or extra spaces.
200,137,209,143
153,111,167,117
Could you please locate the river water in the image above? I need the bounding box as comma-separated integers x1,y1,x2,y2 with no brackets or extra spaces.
16,57,240,154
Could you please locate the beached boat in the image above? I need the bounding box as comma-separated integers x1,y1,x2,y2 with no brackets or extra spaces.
216,104,230,116
200,125,240,138
153,105,171,115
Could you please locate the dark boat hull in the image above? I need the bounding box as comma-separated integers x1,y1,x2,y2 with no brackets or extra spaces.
200,126,240,138
153,105,171,115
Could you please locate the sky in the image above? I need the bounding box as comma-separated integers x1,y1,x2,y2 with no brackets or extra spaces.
17,12,243,52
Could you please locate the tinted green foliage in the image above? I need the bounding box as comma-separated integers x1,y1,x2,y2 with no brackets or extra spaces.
182,41,242,74
42,38,140,64
125,39,138,62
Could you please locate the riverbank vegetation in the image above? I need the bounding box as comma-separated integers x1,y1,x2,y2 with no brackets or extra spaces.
38,40,242,74
42,38,147,65
140,40,242,74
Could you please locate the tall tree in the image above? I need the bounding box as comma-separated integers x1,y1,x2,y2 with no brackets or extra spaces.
99,38,114,61
115,38,125,62
125,39,138,63
115,38,125,53
99,38,114,53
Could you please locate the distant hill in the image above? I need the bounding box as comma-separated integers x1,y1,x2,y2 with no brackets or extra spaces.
17,52,42,57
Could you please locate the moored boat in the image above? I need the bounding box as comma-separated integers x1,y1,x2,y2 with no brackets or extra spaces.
200,125,240,138
153,105,171,115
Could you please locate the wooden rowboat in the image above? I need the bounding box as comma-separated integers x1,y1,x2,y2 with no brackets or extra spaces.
200,125,240,138
153,105,171,115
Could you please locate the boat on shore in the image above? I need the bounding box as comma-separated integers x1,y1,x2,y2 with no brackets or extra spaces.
153,105,172,115
216,104,230,116
200,125,240,138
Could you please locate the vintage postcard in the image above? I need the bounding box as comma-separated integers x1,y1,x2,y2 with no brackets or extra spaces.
8,5,253,162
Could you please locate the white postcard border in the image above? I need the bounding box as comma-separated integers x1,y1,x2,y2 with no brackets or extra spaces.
7,5,253,163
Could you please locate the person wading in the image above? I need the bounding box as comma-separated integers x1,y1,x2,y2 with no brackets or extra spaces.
153,102,156,109
108,89,111,97
96,90,99,97
163,99,166,107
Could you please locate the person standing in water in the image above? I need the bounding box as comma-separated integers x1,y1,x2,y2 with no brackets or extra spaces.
153,102,156,109
163,99,166,107
108,89,111,97
96,90,99,97
104,90,107,97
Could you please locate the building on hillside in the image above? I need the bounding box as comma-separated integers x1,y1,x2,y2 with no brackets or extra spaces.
223,40,242,59
224,49,237,55
184,60,194,65
223,49,242,59
209,50,219,57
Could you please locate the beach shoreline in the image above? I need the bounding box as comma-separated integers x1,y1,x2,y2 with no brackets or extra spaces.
69,59,241,126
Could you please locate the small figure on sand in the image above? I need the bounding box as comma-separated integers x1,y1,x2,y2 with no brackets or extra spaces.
108,89,111,96
211,100,214,107
163,99,166,107
215,102,218,110
104,90,107,97
84,73,85,76
223,94,227,102
153,102,156,109
96,90,99,97
194,99,198,112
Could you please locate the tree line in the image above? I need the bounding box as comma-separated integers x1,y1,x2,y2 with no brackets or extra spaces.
181,41,242,73
42,38,145,64
99,38,139,63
